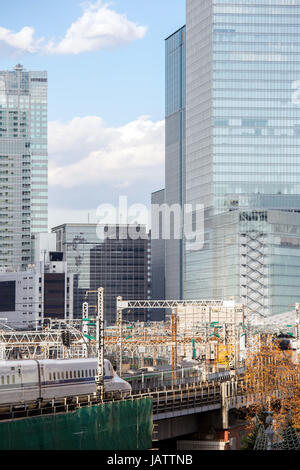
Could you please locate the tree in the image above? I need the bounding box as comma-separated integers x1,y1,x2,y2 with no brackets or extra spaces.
243,334,300,433
241,410,267,450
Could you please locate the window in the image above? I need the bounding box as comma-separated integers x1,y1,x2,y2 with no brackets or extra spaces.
7,376,10,385
81,370,84,378
74,371,76,378
66,371,68,379
57,372,60,380
89,369,92,377
61,372,64,380
70,371,73,379
49,373,52,381
53,372,56,380
12,375,15,384
85,370,88,378
1,376,4,385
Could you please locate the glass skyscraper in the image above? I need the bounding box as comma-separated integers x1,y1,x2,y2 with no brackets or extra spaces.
181,0,300,317
0,65,48,269
165,26,186,300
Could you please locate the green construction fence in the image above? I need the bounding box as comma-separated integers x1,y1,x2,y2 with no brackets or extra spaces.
0,397,153,450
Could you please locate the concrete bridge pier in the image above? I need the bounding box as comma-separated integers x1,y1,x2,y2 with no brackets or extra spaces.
221,381,230,430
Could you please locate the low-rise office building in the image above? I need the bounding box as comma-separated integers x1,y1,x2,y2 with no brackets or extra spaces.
0,254,73,328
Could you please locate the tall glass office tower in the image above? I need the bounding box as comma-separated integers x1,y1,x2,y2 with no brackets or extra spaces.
0,65,48,269
165,26,186,300
184,0,300,317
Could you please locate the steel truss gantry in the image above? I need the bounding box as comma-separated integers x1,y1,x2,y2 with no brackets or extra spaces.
0,326,89,360
117,299,233,309
115,298,244,380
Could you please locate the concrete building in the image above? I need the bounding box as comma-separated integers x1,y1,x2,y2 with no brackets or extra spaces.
31,232,56,265
52,223,151,323
0,64,48,270
0,256,73,328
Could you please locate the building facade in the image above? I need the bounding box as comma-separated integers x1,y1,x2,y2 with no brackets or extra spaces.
165,26,186,300
151,189,166,320
0,65,48,270
162,1,300,317
0,258,73,329
52,224,151,324
184,0,300,316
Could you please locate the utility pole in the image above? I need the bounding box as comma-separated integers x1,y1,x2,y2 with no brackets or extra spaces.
84,288,105,401
82,302,89,358
96,288,105,401
171,308,178,384
117,296,123,377
295,303,300,353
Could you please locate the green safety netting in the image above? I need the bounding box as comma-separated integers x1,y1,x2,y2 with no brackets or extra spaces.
0,398,153,450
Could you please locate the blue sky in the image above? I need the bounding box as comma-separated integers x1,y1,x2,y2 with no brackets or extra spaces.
0,0,186,228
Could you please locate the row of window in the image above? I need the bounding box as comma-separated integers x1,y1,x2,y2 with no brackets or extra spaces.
1,375,15,385
1,370,98,386
48,369,96,381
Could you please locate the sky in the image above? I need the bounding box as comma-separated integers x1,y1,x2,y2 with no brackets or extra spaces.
0,0,186,229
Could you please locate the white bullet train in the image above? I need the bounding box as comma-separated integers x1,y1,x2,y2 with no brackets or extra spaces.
0,358,131,409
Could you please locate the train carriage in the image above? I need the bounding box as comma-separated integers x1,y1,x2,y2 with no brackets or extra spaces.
0,358,131,409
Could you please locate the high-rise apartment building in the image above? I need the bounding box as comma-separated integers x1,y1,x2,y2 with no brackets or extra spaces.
162,1,300,317
0,65,48,270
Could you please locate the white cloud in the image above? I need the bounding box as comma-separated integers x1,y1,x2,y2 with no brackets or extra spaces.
48,115,165,188
48,206,99,230
44,1,147,55
0,1,147,56
0,26,42,54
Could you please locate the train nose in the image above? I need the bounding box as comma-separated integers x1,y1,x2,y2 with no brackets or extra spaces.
124,381,132,392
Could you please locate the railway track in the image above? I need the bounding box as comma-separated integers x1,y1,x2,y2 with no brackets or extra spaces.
0,377,251,422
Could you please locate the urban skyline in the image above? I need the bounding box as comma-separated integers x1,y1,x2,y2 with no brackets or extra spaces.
1,0,300,319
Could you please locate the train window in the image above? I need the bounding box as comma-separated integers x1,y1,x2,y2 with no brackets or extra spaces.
78,370,81,378
49,373,52,381
62,372,64,380
1,376,4,385
7,376,10,385
70,371,73,379
66,371,68,379
81,370,84,378
85,370,88,377
12,375,15,384
89,369,92,377
57,372,60,380
93,369,96,376
53,372,56,380
74,371,76,378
